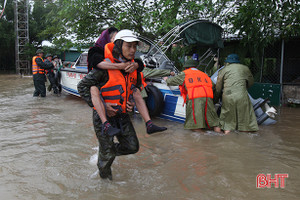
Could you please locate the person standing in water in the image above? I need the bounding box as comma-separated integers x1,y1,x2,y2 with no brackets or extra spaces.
78,30,164,180
164,59,221,133
214,53,258,134
32,49,53,97
44,54,59,95
86,27,167,134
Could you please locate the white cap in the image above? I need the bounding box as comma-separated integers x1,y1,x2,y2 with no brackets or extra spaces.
114,29,140,42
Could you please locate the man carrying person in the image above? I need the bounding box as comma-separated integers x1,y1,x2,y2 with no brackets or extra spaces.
78,30,165,180
87,27,167,134
32,49,53,97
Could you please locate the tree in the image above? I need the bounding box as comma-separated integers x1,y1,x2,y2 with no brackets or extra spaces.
0,0,15,71
229,0,300,47
29,0,56,46
50,0,213,43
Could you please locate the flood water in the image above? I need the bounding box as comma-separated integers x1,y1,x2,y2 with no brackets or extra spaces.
0,74,300,200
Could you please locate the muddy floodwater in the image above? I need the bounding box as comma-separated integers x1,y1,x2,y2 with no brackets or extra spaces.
0,74,300,200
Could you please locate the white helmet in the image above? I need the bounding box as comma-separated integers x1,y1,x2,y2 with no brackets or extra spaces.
114,29,140,43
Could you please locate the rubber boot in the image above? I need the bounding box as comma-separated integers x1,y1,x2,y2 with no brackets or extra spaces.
99,167,112,180
146,120,167,134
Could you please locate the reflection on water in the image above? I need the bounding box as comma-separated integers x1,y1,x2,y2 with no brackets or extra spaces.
0,74,300,199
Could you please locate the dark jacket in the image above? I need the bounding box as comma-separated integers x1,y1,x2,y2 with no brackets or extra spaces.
44,59,55,73
87,46,105,72
33,57,53,81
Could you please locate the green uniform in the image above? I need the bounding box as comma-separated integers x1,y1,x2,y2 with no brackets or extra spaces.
33,57,53,97
141,67,172,98
166,71,219,130
214,63,258,132
44,59,58,94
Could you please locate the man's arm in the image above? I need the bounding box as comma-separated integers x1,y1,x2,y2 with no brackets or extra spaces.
97,61,133,71
97,60,142,74
214,70,224,103
77,69,104,107
165,72,185,86
35,58,52,70
91,86,107,122
143,68,174,79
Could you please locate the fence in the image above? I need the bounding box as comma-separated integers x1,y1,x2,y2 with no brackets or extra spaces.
221,37,300,106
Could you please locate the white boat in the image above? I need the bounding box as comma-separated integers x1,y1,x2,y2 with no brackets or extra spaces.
60,52,88,96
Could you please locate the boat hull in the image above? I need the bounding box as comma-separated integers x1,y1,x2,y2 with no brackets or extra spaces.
60,67,87,97
60,67,276,125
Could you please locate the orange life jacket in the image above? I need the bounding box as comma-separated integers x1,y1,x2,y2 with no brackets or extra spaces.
179,68,213,127
32,56,44,74
105,42,115,61
179,68,213,102
100,42,138,113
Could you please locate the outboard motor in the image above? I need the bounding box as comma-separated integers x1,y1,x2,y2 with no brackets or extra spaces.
249,95,277,125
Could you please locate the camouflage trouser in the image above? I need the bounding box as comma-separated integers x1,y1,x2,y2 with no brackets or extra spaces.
46,72,58,94
33,74,46,97
93,110,139,176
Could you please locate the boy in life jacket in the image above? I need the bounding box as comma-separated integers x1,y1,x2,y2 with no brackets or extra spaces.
164,59,221,133
77,30,165,180
87,28,167,134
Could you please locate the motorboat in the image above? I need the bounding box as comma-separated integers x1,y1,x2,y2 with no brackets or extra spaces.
137,19,276,125
59,20,277,125
59,52,88,96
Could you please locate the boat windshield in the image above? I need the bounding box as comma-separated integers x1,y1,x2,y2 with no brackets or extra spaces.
75,53,88,67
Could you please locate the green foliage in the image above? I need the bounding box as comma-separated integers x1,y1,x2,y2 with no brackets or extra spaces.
49,0,212,42
1,0,300,71
29,0,55,45
0,0,15,70
229,0,300,48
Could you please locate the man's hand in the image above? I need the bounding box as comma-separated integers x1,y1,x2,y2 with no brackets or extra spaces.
170,71,175,76
125,62,138,73
126,101,134,112
106,103,118,117
52,61,57,67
